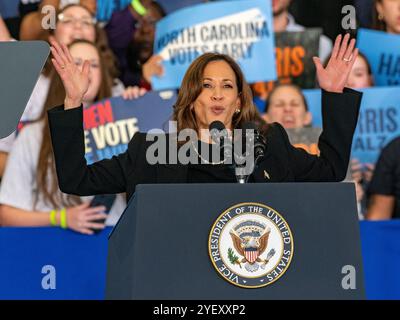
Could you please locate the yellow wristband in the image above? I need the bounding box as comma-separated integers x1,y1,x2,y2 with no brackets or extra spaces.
60,208,68,229
49,210,57,226
131,0,147,16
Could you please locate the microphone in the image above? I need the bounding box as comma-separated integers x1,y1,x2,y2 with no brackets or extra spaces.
241,122,266,161
209,121,227,144
234,122,266,183
208,121,233,163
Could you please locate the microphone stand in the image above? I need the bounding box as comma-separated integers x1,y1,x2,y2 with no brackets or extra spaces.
234,154,264,184
234,127,266,184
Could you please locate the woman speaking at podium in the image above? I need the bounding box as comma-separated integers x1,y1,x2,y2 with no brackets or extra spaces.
47,34,362,208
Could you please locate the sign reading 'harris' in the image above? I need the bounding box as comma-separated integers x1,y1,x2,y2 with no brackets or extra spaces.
303,86,400,164
152,0,277,90
357,29,400,86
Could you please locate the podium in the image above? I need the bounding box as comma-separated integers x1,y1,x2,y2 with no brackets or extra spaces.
0,41,49,138
106,183,365,300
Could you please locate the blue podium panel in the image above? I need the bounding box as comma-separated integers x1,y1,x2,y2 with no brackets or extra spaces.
0,41,49,138
360,220,400,300
0,227,110,300
0,222,399,299
106,183,364,300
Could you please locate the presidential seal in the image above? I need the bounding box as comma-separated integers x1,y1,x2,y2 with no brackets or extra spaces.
208,203,294,288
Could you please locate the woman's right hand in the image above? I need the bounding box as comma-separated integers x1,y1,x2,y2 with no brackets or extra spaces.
65,202,108,235
50,39,90,109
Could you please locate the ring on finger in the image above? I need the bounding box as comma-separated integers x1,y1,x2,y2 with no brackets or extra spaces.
343,54,353,62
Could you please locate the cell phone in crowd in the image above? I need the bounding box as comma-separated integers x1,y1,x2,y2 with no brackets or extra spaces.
89,194,116,234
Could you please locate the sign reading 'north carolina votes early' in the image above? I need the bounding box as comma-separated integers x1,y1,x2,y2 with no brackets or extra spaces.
209,203,294,288
303,86,400,164
83,91,175,164
152,0,276,90
357,29,400,86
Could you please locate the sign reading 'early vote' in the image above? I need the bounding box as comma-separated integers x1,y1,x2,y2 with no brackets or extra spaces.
303,86,400,164
152,0,276,90
83,92,175,164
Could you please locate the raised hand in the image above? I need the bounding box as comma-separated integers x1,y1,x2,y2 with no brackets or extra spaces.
50,39,90,109
313,33,358,93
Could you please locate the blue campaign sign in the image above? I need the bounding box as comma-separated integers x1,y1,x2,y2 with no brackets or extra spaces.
303,86,400,164
357,29,400,86
302,88,321,126
152,0,277,91
95,0,203,21
96,0,131,22
0,0,19,19
157,0,203,14
0,227,110,300
83,91,176,164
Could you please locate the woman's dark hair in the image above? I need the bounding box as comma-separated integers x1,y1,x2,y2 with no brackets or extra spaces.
264,84,309,113
372,0,386,31
151,1,167,18
126,1,167,84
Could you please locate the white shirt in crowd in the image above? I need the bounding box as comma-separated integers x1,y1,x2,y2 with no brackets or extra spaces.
0,74,125,153
0,121,126,226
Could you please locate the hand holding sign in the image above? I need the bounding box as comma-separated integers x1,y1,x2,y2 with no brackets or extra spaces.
122,86,148,100
50,39,90,109
143,55,164,84
313,34,358,93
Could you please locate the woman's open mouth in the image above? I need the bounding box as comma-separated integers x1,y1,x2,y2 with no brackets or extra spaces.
210,106,225,115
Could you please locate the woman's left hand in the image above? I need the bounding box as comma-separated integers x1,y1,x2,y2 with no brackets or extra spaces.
313,33,358,93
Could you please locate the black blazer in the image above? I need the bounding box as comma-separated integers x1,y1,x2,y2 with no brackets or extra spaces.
48,88,362,202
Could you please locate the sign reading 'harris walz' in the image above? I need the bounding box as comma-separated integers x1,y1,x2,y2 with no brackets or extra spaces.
152,0,277,90
209,203,294,288
357,29,400,86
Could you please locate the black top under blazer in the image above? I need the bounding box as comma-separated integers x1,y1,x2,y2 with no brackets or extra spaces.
48,88,362,202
